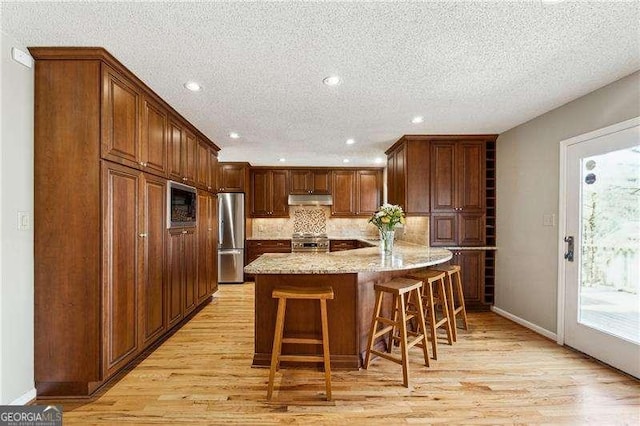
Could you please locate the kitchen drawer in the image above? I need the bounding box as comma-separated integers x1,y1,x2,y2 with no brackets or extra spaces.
330,240,358,252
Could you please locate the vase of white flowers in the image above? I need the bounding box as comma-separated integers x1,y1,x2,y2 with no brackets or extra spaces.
368,204,406,254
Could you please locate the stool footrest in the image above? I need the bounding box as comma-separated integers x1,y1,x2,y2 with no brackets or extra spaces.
372,324,394,339
282,337,323,345
278,355,325,363
369,349,402,365
376,317,398,327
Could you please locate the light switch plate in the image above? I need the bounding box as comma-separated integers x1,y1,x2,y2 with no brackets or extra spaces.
11,47,33,69
543,213,555,227
17,211,31,230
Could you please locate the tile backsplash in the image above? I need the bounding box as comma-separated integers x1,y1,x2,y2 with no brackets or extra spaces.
250,206,430,244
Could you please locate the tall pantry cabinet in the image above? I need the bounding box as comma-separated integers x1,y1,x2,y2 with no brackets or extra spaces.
31,48,220,397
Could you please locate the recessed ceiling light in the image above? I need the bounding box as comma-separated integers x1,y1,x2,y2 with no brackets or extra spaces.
184,81,201,92
346,138,355,145
411,116,424,124
229,132,240,139
323,75,341,86
279,158,286,162
343,159,350,163
374,157,384,164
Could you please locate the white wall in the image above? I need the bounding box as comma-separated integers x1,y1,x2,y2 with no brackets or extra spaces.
0,30,35,405
495,71,640,334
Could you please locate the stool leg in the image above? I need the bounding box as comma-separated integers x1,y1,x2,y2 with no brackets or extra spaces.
413,288,430,367
267,297,287,400
424,283,438,360
387,294,398,353
319,299,332,401
438,277,454,346
398,294,410,388
455,271,469,330
364,290,384,368
444,274,457,342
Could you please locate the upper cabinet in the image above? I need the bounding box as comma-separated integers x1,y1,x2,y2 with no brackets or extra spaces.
250,169,289,217
331,169,382,217
102,63,217,185
101,65,142,168
218,162,250,192
290,169,331,195
385,137,430,215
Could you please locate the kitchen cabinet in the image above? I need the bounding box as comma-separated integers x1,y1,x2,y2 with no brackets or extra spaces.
32,47,219,397
290,169,331,194
218,162,249,192
329,240,358,252
196,139,210,190
246,240,292,264
103,163,141,377
168,118,201,186
140,96,168,176
139,173,167,348
101,65,141,169
209,148,219,193
167,227,198,326
430,140,486,246
331,169,383,217
385,137,430,215
197,191,218,304
448,250,485,307
250,169,289,217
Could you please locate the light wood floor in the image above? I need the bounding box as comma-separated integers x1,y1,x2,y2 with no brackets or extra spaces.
42,282,639,424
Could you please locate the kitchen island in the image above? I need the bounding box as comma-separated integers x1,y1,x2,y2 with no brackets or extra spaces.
244,242,452,369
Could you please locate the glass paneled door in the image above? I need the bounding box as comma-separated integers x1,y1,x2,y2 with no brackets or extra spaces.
562,118,639,378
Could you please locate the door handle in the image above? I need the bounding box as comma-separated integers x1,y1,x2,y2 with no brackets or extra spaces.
564,236,574,262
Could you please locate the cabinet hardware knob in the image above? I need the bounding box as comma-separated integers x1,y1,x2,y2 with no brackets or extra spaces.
208,186,212,190
139,161,144,166
138,233,147,238
182,230,187,234
183,177,187,181
208,228,212,231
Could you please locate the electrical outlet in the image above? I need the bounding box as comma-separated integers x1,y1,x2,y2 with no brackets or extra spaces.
17,211,31,230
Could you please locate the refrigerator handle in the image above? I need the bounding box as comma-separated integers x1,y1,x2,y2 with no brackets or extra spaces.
218,218,224,245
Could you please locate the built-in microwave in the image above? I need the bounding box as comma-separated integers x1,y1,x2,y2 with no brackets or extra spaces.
167,181,197,228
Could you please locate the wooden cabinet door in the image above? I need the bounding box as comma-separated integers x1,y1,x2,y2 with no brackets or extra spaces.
331,170,356,216
103,164,139,376
430,213,457,246
250,169,270,217
183,229,198,315
183,130,197,185
311,170,331,194
453,250,485,305
405,141,430,215
458,212,485,246
166,230,184,328
197,192,211,303
218,164,246,192
457,141,485,211
394,144,407,210
290,170,311,194
356,170,381,215
270,170,289,217
430,142,456,212
196,140,210,189
386,153,397,206
208,149,218,192
140,96,167,176
102,65,141,167
139,173,166,347
168,119,183,181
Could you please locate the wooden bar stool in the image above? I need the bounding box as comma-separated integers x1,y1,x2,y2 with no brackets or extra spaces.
364,278,429,388
406,269,453,360
431,264,469,342
267,286,334,401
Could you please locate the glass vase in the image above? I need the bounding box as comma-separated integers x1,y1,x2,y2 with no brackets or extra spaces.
380,230,395,255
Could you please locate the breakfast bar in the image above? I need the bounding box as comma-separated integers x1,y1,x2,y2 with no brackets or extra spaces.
244,242,452,369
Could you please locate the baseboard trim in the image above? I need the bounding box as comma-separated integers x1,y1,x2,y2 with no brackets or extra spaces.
9,388,36,405
491,306,558,341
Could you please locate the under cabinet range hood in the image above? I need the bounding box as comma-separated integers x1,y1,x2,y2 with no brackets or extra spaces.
287,194,333,206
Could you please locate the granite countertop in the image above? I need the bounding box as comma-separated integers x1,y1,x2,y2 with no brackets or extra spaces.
244,241,452,274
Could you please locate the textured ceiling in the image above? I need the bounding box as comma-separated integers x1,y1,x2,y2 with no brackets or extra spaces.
2,1,639,166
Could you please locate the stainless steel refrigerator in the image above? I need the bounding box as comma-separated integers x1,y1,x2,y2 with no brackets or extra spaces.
218,192,245,283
